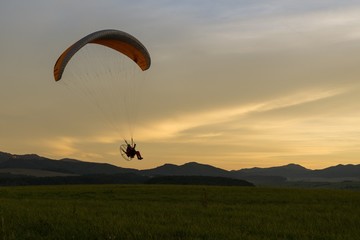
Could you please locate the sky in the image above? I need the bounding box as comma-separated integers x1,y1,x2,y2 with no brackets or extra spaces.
1,1,360,170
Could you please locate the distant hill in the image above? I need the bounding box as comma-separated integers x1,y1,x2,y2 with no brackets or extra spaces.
141,162,229,177
313,164,360,179
0,173,148,186
0,151,359,186
232,163,312,179
0,151,137,176
146,176,254,186
230,163,360,183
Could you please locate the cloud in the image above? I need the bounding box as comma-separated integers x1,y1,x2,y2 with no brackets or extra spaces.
40,87,345,148
42,136,79,157
136,87,347,141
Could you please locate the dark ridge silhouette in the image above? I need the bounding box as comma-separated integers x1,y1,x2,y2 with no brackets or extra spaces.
0,173,148,186
0,151,359,186
146,175,254,186
0,151,137,175
240,175,287,185
313,164,360,178
232,163,312,179
141,162,229,177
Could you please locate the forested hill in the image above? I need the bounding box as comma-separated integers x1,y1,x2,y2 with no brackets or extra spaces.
0,151,359,185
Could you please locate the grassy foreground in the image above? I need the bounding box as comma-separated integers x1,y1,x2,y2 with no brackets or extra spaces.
0,184,359,240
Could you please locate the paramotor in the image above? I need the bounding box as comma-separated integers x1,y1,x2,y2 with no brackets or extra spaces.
53,29,151,161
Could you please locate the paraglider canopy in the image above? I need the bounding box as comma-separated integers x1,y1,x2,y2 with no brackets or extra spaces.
54,29,151,81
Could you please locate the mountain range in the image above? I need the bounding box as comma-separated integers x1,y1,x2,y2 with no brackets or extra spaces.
0,151,359,184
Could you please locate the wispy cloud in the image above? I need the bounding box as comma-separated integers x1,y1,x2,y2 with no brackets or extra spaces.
42,137,79,157
137,87,346,141
44,87,344,147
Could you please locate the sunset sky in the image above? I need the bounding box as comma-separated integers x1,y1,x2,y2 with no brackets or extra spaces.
1,1,360,170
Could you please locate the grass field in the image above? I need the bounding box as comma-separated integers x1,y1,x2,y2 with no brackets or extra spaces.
0,184,359,240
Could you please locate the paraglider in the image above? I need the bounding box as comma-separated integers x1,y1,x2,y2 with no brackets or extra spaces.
120,139,143,161
54,29,151,161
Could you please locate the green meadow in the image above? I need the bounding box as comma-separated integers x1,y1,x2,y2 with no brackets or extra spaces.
0,184,359,240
